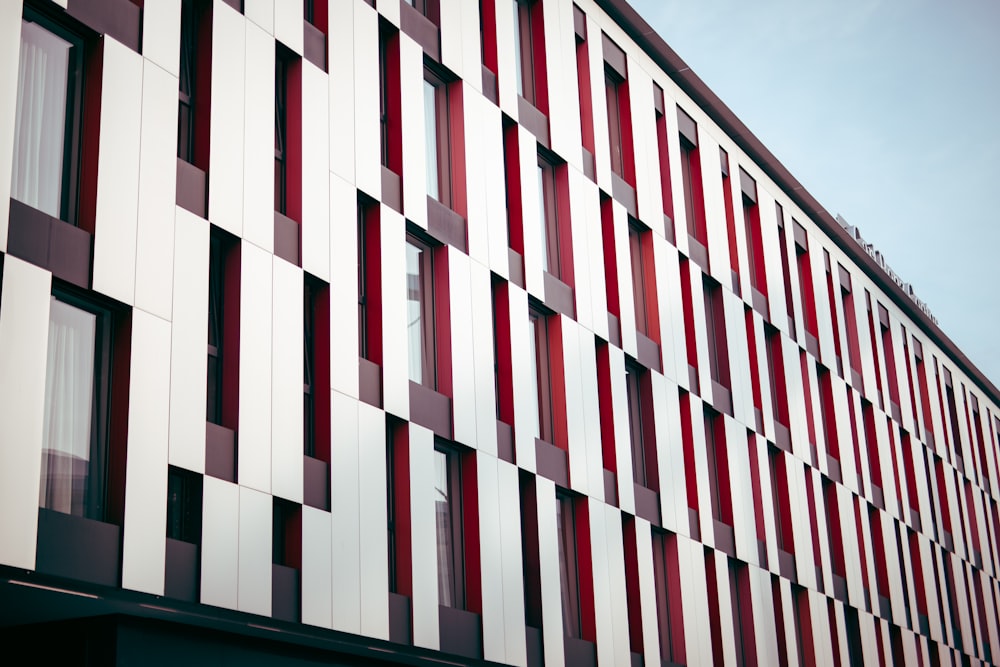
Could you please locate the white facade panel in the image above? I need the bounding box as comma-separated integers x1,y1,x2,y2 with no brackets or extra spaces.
200,476,240,609
497,461,528,666
238,241,273,492
121,309,171,596
477,456,507,662
92,38,142,305
380,204,409,419
328,173,359,398
244,0,273,33
301,505,333,629
168,208,210,473
448,248,477,447
273,0,303,55
242,21,274,252
509,284,536,472
0,258,50,569
470,260,499,456
535,477,566,667
518,126,545,298
0,0,23,251
543,0,581,165
141,0,181,77
208,2,245,235
330,391,362,634
134,60,178,321
562,317,589,496
609,345,636,515
463,89,489,265
408,422,439,650
328,0,355,182
237,485,272,616
353,2,380,199
358,400,390,640
301,60,331,281
271,258,303,503
481,101,510,278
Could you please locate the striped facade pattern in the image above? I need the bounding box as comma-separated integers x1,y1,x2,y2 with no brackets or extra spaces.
0,0,998,665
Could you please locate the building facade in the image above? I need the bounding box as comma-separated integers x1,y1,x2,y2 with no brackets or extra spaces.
0,0,998,665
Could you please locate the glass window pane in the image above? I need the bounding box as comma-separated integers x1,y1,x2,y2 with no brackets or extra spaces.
537,165,548,272
512,1,524,96
40,298,97,517
528,316,541,440
406,242,424,383
12,20,72,219
434,449,455,607
424,80,439,200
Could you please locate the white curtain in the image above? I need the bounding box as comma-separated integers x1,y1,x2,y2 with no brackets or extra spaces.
11,20,71,219
39,298,96,517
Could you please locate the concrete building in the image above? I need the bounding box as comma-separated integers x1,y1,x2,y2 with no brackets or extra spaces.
0,0,998,665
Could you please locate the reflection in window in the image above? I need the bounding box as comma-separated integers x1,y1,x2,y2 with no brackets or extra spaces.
406,237,435,386
40,297,99,518
556,493,581,638
12,17,79,220
434,447,464,608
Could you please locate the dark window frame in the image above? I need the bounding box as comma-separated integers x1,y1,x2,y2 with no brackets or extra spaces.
166,466,204,544
424,67,453,207
434,442,466,609
556,491,582,638
406,232,438,389
530,307,554,444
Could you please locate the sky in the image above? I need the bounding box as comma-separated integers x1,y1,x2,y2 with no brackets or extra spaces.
628,0,1000,388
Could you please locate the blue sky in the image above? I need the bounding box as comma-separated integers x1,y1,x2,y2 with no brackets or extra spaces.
628,0,1000,388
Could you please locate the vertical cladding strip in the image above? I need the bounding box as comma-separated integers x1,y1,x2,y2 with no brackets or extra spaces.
328,174,359,398
0,258,50,569
582,175,610,340
208,1,245,235
658,379,685,534
464,91,489,265
142,0,182,77
301,505,333,629
328,0,355,182
628,61,661,228
449,248,477,446
509,284,536,472
677,534,713,665
566,169,594,332
725,416,755,563
358,401,390,639
492,0,519,117
271,258,303,503
244,0,274,33
589,500,616,665
580,328,606,501
273,0,303,55
238,241,273,492
353,2,380,200
545,0,582,166
121,310,172,596
609,345,636,515
518,126,545,298
632,519,662,666
380,204,409,419
651,236,679,384
438,0,466,82
408,422,440,650
605,505,633,666
330,392,362,634
237,486,272,616
242,21,274,252
200,476,240,609
134,60,179,321
0,0,24,252
92,38,143,306
470,260,499,456
301,61,331,281
535,477,566,667
168,208,210,473
497,461,529,666
562,317,589,495
482,102,510,278
399,35,427,229
477,456,507,662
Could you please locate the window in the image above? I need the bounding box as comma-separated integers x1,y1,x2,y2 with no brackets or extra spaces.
765,327,789,428
536,156,571,283
704,409,731,525
556,493,582,638
626,365,657,490
513,0,546,110
575,6,595,163
406,0,439,23
677,108,706,247
793,221,818,342
769,448,794,553
12,9,87,223
629,221,656,339
704,279,730,390
519,473,543,628
272,497,302,569
406,235,436,387
166,466,203,544
434,445,465,608
603,37,633,185
207,230,239,428
178,0,211,168
528,309,553,442
39,296,107,518
274,46,300,219
651,531,685,664
424,70,452,205
379,23,401,173
740,168,767,297
303,276,330,460
720,149,739,280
